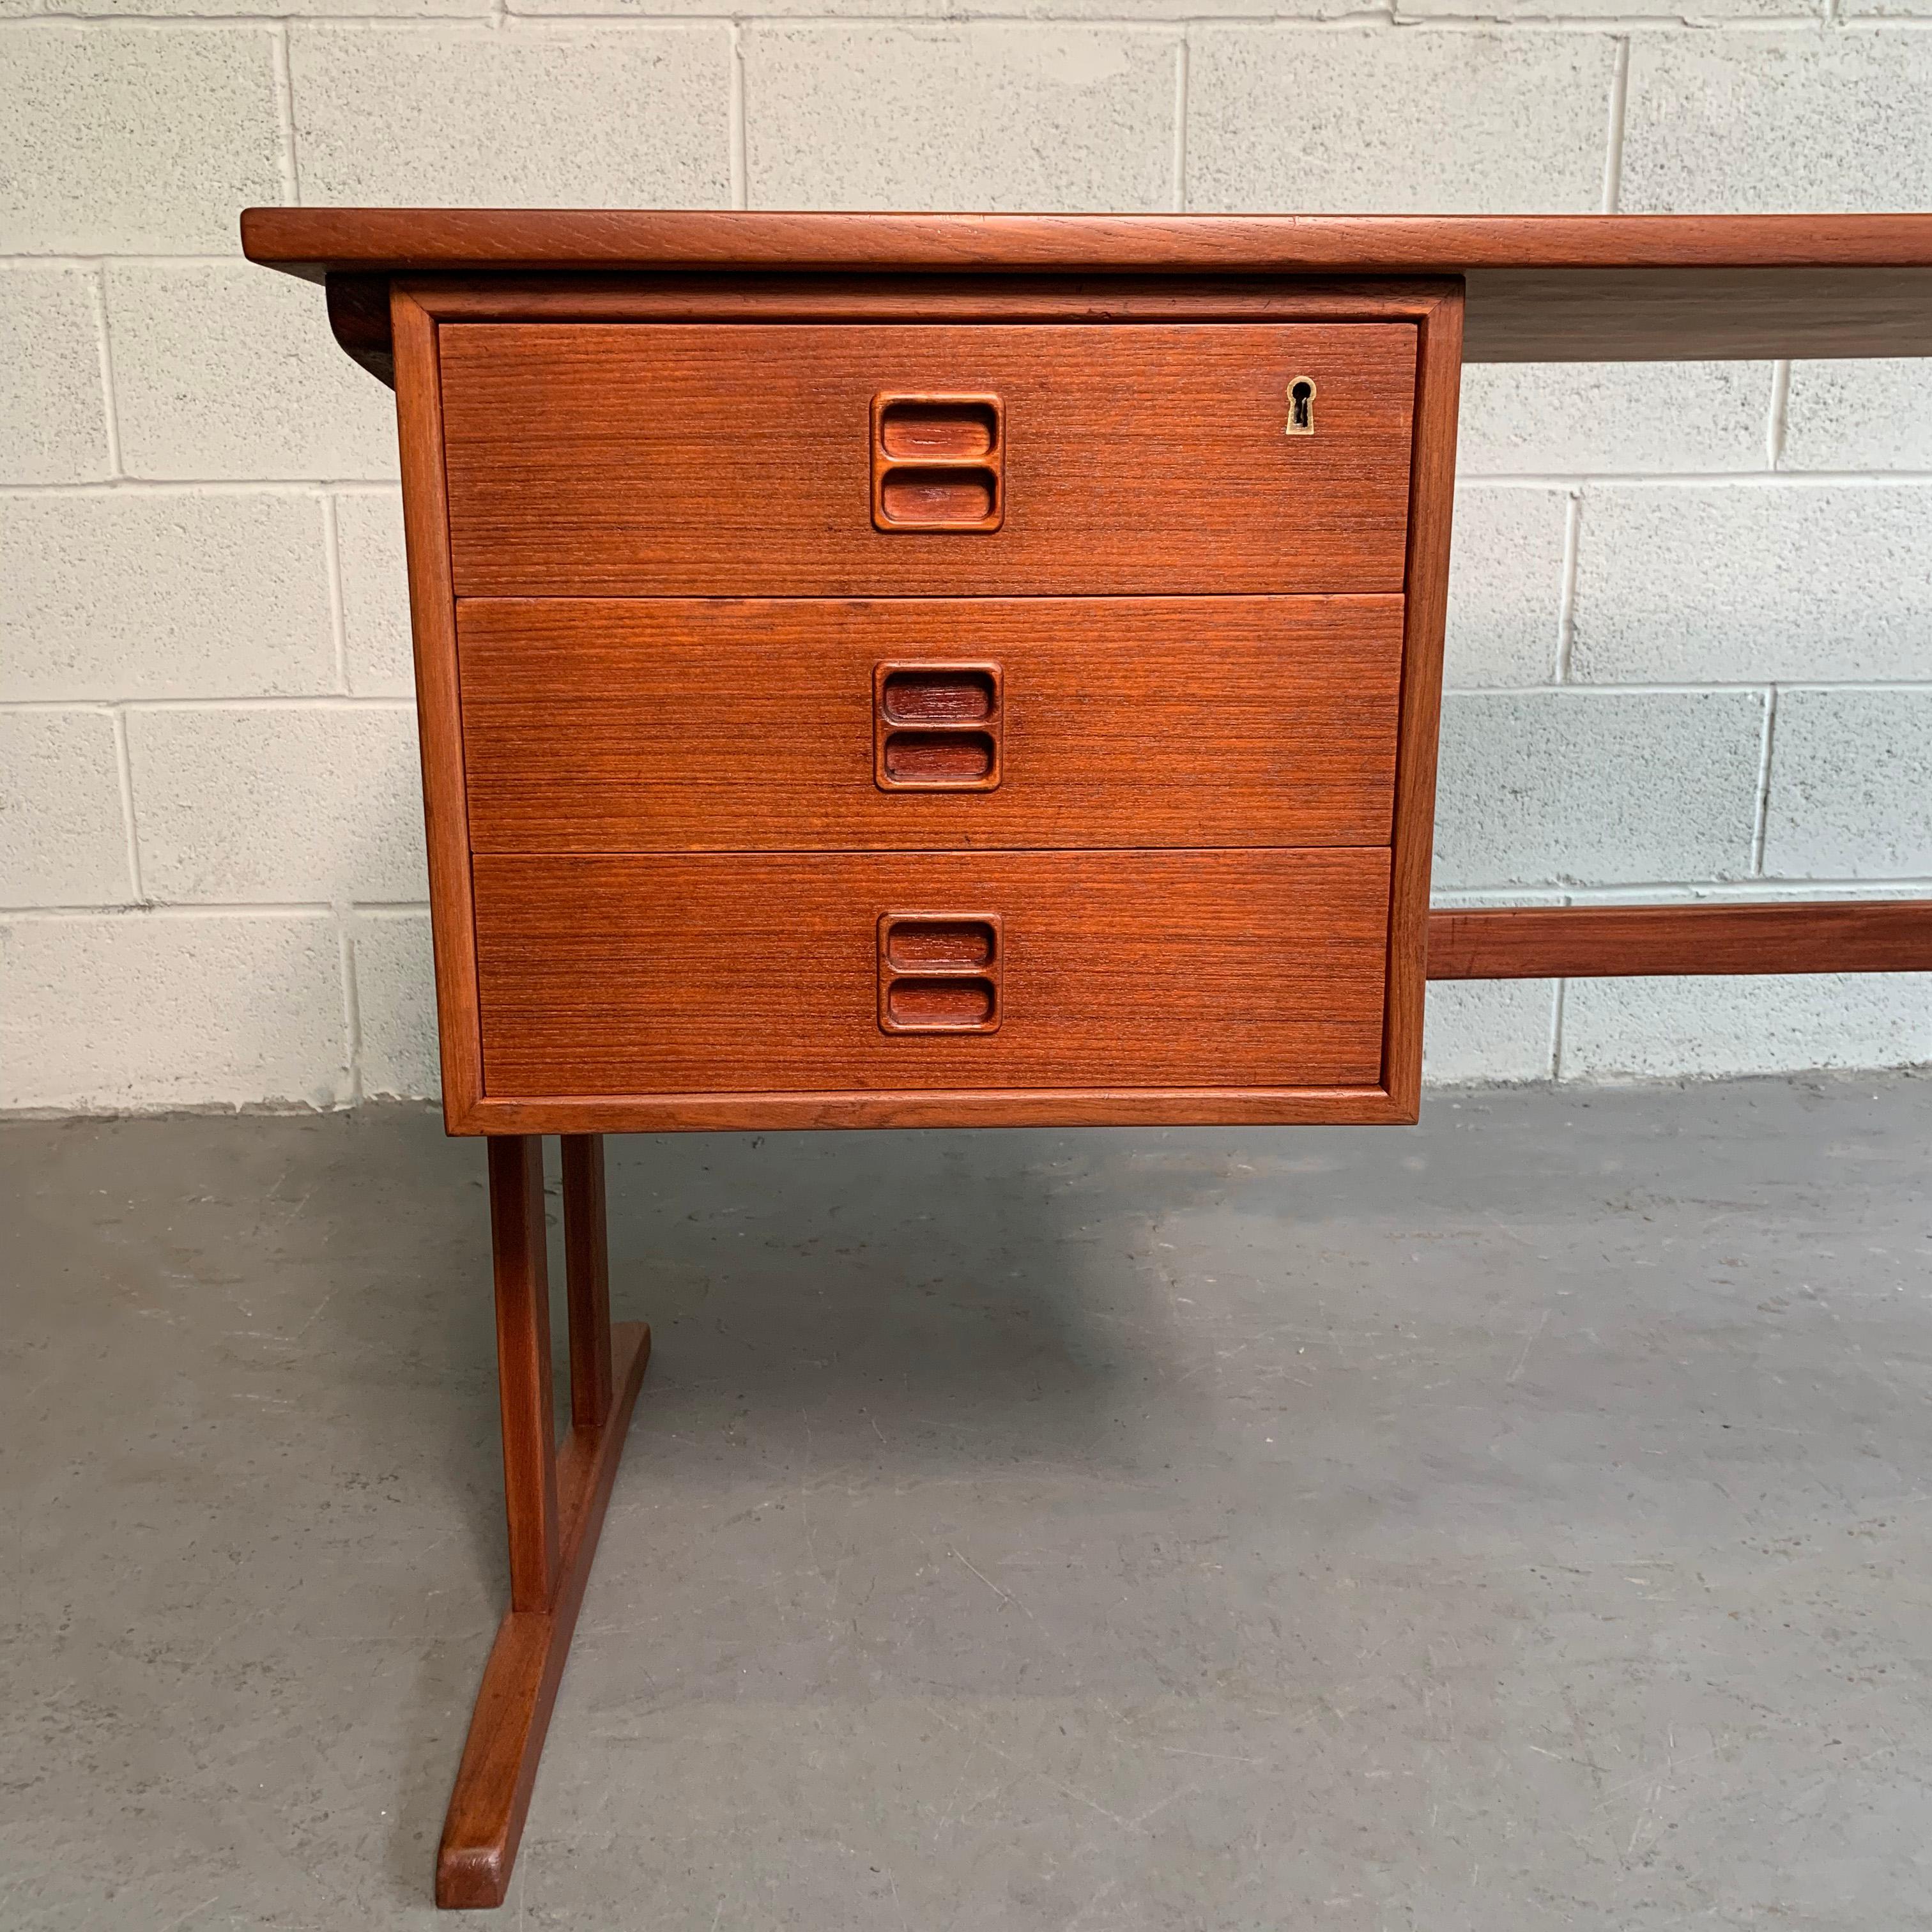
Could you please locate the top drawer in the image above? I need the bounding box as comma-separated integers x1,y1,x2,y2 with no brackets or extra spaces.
439,323,1417,599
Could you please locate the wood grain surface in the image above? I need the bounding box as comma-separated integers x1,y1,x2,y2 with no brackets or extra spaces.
484,1137,560,1613
306,263,1932,383
1462,264,1932,362
243,211,1932,364
457,595,1404,852
439,323,1417,597
457,1084,1410,1134
243,208,1932,275
1427,900,1932,979
404,275,1455,328
390,288,486,1128
437,1317,652,1908
1377,286,1461,1119
560,1135,613,1430
471,848,1391,1097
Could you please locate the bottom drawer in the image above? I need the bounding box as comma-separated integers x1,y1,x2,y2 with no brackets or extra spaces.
473,850,1390,1097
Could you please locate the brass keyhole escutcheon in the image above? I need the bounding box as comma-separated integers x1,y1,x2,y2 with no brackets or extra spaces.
1285,377,1316,436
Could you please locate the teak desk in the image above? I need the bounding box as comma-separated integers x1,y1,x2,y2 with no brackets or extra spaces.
241,210,1932,1908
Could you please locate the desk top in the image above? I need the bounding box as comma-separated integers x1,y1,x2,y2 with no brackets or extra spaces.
243,209,1932,360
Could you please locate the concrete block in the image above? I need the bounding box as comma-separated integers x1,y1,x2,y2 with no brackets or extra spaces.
1571,485,1932,684
0,711,131,907
1403,0,1794,19
1784,360,1932,471
61,0,487,17
1444,487,1567,688
1561,974,1932,1080
333,491,413,698
352,910,439,1100
1431,887,1568,912
744,26,1177,211
0,911,349,1111
1,267,111,486
1567,882,1932,911
0,24,283,252
1762,687,1932,881
1623,35,1932,214
1458,362,1773,476
1188,29,1615,214
289,26,730,207
1434,690,1765,889
523,0,1344,17
127,705,427,903
1422,979,1558,1086
0,491,335,700
107,264,397,482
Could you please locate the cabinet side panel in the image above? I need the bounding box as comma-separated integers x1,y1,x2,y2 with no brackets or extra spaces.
392,287,485,1131
1382,285,1464,1117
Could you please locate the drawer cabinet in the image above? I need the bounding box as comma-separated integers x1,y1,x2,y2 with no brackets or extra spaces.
438,322,1418,597
385,273,1460,1130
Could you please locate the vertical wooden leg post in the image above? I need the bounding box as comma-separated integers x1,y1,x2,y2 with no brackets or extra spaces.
493,1137,561,1611
437,1135,652,1909
562,1135,613,1432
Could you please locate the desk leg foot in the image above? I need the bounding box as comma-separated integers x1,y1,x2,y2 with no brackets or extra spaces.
436,1136,648,1910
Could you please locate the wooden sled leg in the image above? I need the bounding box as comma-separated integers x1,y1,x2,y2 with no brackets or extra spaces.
437,1133,650,1909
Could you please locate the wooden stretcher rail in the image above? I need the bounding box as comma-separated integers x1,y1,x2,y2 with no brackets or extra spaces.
1427,900,1932,981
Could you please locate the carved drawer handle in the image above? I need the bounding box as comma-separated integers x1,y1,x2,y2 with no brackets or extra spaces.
871,394,1004,533
878,913,1001,1034
875,662,1002,792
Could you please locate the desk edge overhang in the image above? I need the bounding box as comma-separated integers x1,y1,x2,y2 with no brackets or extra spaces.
239,208,1932,278
239,210,1932,364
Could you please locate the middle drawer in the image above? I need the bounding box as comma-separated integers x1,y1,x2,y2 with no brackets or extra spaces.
459,596,1404,852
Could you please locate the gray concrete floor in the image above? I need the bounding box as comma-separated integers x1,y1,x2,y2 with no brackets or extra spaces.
3,1077,1930,1931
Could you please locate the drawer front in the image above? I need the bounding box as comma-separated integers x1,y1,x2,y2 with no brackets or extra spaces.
473,850,1390,1097
459,596,1404,852
440,323,1417,598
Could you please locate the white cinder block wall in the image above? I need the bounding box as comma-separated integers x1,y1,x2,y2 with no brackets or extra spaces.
3,15,1930,1111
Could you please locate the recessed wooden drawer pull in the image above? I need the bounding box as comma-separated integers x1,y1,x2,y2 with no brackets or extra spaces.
872,392,1004,532
878,912,1001,1034
875,661,1002,791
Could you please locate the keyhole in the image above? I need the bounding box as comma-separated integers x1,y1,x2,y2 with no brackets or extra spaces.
1286,378,1316,436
